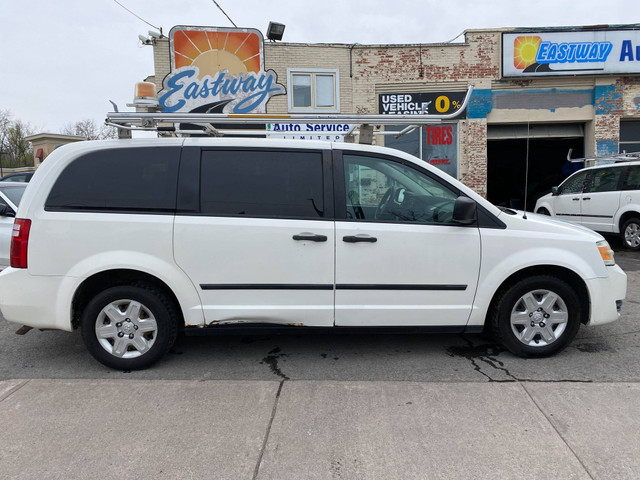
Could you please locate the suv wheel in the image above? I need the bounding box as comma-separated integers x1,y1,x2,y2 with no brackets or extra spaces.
622,217,640,251
491,275,581,357
81,284,178,370
536,208,550,216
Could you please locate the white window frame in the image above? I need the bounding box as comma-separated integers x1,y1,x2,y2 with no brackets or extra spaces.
287,68,340,113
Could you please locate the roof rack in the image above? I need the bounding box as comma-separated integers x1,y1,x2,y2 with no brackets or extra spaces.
567,148,640,166
105,86,473,142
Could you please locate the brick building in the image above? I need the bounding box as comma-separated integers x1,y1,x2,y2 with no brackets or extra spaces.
149,25,640,208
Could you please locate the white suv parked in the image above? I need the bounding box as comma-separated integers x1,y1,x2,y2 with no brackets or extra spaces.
0,139,627,369
535,161,640,250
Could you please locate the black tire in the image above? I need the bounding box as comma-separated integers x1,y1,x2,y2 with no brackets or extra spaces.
621,217,640,251
536,208,550,216
490,275,582,358
81,284,179,370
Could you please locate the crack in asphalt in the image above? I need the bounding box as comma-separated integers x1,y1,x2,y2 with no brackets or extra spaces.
446,336,516,382
447,335,594,383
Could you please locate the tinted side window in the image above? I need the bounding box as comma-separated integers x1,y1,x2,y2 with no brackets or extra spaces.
623,166,640,190
559,171,587,195
46,147,180,212
200,150,324,218
343,154,459,224
585,167,623,193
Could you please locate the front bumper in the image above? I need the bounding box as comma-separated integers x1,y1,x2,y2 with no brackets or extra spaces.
586,264,627,326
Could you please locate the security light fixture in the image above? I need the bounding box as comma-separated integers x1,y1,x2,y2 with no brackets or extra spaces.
266,22,285,41
138,34,152,46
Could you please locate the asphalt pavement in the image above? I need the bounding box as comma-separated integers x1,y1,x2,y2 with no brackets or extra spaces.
0,246,639,479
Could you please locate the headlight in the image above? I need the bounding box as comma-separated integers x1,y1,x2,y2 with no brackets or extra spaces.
597,240,615,266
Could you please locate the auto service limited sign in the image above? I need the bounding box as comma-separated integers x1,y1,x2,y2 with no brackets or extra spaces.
158,26,285,113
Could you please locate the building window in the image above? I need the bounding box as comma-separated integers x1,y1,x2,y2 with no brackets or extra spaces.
287,68,339,113
620,121,640,153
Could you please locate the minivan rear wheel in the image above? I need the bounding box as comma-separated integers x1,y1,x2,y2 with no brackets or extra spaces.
81,284,178,370
491,275,581,357
622,217,640,251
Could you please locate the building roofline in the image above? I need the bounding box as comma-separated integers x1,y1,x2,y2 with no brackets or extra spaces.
464,23,640,34
268,41,468,49
25,133,87,142
266,23,640,49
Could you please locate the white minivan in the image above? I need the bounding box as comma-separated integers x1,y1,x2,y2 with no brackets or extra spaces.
535,161,640,250
0,139,627,369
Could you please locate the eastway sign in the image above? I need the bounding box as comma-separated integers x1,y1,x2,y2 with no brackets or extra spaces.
503,29,640,77
158,26,285,114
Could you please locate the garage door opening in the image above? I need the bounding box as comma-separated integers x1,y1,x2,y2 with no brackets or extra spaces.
487,124,584,210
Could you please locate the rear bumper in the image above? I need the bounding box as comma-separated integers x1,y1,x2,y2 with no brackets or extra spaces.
0,268,73,331
586,264,627,326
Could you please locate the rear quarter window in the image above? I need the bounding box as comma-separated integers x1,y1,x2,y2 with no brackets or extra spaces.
45,147,181,213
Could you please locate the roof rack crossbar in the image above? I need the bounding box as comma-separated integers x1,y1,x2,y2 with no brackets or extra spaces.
105,86,473,138
567,148,640,164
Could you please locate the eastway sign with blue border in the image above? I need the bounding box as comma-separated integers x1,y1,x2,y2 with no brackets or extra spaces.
503,30,640,77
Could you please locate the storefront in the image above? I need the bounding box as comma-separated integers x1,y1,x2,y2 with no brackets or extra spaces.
147,24,640,206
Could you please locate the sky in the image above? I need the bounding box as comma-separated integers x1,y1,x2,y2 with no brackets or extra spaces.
1,0,639,133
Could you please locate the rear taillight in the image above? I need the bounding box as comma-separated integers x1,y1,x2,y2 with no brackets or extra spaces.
10,219,31,269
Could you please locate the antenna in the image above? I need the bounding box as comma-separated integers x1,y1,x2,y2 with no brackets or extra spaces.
523,120,530,219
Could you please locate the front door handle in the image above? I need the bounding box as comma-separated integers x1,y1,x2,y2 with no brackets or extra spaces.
293,233,327,242
583,197,591,201
343,235,377,243
573,197,580,201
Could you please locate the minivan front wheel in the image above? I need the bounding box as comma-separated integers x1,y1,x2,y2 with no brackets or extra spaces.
491,276,581,357
622,217,640,250
81,284,178,370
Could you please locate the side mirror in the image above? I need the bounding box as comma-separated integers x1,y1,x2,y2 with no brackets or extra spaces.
551,186,559,196
453,196,476,225
0,205,14,217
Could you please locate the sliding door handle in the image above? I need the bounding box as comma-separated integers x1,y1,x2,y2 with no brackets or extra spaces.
343,235,377,243
293,233,328,242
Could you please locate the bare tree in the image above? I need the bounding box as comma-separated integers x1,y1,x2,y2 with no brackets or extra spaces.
0,111,34,168
61,119,117,140
0,110,11,166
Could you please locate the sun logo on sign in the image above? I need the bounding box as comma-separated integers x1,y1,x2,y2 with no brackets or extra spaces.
172,28,262,78
513,36,542,70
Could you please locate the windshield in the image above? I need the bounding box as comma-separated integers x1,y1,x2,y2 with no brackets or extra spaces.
0,185,26,207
